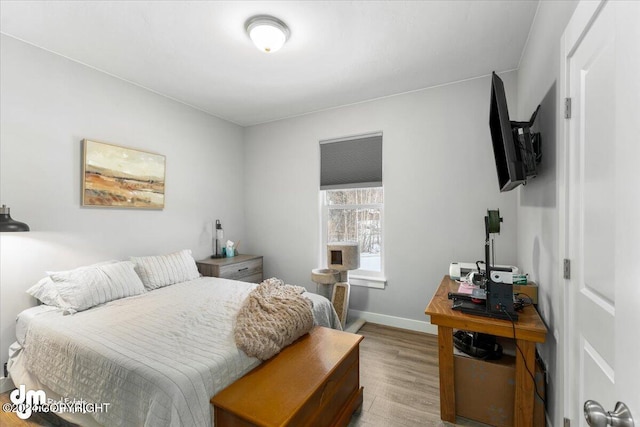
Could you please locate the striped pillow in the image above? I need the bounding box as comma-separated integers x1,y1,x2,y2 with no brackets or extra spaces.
130,249,200,290
51,261,145,314
26,276,67,307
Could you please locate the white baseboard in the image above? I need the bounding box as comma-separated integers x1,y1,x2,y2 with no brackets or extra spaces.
348,309,437,335
0,376,15,393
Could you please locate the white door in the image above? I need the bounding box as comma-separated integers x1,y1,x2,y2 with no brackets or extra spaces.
562,0,640,425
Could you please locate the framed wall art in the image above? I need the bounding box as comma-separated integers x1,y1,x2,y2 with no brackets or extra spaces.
82,139,166,209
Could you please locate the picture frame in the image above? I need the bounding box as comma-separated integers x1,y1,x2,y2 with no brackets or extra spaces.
82,139,166,209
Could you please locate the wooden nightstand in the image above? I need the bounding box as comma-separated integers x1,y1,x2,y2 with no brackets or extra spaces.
196,254,263,283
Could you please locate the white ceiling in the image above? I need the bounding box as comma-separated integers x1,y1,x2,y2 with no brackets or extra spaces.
0,1,539,126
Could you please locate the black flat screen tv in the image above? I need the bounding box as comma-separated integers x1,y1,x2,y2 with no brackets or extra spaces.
489,72,541,192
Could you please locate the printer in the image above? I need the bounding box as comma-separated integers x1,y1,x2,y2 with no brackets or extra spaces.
449,262,519,283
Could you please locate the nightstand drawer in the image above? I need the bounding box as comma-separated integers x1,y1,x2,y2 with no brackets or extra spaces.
218,258,263,281
196,255,263,283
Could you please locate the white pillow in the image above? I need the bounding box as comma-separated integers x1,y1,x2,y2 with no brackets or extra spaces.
26,277,66,307
131,249,200,290
27,260,118,307
50,261,145,314
46,259,118,276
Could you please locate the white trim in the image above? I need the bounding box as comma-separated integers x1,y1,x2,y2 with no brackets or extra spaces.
348,309,437,335
563,0,607,58
583,339,614,383
320,131,383,145
349,275,386,289
0,376,15,393
0,33,241,126
516,1,542,70
320,182,382,191
559,14,571,426
250,70,518,126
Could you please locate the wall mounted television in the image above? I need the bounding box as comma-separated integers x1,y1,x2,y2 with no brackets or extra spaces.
489,72,541,192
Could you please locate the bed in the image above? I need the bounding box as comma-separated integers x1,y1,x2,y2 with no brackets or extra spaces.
8,255,341,427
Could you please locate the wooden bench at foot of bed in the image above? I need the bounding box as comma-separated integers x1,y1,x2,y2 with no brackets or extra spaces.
211,326,364,427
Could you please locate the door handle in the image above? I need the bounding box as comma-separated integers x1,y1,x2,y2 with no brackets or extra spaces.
584,400,634,427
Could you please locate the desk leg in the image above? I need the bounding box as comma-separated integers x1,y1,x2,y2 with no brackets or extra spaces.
437,326,455,422
514,339,535,427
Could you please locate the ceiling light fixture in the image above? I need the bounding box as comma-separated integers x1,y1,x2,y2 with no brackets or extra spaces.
245,15,290,53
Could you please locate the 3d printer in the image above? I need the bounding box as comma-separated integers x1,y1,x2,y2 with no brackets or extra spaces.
451,210,519,321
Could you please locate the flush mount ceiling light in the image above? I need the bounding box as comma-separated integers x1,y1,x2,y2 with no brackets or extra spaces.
245,15,290,53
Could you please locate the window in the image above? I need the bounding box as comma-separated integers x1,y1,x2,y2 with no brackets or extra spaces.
321,188,384,286
319,133,385,288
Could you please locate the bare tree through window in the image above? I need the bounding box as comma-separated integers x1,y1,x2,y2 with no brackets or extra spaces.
325,188,383,272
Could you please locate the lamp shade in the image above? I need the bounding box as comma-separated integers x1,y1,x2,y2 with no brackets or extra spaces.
246,15,289,53
0,205,30,232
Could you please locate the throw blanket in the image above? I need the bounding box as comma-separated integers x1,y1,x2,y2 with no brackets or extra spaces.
235,278,314,360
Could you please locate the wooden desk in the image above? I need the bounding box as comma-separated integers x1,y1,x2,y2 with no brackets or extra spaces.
425,276,547,427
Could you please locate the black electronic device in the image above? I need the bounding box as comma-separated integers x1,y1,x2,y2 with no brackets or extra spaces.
451,210,518,320
453,330,503,360
484,210,518,320
489,71,541,192
452,298,512,320
448,292,484,302
486,282,518,318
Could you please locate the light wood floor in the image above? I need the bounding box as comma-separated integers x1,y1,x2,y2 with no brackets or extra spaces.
1,323,487,427
347,323,486,427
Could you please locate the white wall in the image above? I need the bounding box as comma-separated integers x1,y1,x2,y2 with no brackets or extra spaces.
514,1,579,426
244,73,520,329
0,35,245,371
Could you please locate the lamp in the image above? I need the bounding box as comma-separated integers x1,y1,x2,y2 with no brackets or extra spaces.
245,15,289,53
0,205,30,232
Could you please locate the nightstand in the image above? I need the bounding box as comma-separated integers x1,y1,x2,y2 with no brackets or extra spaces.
196,254,263,283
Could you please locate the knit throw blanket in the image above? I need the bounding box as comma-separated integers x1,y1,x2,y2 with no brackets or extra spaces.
235,278,314,360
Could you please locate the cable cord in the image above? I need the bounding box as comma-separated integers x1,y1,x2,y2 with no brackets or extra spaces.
500,306,546,405
513,294,533,311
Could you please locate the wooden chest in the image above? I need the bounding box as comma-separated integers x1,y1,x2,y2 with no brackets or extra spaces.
211,326,364,427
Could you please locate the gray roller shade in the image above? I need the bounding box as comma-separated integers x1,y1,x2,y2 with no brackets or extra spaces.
320,133,382,190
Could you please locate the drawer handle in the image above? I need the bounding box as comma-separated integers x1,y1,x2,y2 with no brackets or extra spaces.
238,267,249,272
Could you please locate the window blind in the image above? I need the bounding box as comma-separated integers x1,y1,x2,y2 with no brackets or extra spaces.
320,133,382,190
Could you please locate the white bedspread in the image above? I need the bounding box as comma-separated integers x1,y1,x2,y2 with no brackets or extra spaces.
10,277,341,426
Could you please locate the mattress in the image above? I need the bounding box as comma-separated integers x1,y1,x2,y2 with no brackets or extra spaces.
8,276,341,426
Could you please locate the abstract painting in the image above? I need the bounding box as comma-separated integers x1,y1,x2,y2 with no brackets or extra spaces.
82,139,166,209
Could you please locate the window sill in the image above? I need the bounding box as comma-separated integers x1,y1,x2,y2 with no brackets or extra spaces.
349,275,386,289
